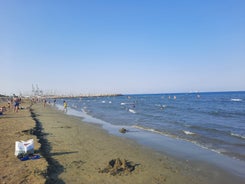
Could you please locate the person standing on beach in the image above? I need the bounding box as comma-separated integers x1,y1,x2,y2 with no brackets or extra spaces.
43,99,47,108
13,96,20,112
63,101,67,112
7,99,11,109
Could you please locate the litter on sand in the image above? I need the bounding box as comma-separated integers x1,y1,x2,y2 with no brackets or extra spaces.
15,139,34,156
14,139,40,161
18,154,41,161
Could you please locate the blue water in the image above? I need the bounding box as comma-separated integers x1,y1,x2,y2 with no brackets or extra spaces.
57,92,245,161
56,91,245,163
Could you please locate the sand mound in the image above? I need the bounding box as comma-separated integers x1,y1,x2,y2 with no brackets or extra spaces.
99,158,135,176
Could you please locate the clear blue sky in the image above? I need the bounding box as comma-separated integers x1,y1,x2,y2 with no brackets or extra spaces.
1,0,244,95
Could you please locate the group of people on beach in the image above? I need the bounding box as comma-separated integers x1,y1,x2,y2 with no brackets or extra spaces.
0,96,22,114
1,95,68,115
42,99,57,108
42,98,67,113
7,96,21,113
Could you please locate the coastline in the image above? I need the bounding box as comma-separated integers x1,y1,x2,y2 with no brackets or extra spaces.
1,100,244,183
31,103,200,184
56,100,245,178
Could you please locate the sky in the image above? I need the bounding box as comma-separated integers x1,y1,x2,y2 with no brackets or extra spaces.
0,0,245,95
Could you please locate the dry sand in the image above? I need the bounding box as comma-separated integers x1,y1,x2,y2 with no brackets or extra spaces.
0,99,47,184
1,99,244,184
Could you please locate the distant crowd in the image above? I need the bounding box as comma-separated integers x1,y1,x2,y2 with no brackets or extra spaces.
0,95,68,115
0,95,22,115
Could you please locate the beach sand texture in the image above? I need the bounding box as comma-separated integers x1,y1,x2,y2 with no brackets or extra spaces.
1,99,243,184
0,99,47,184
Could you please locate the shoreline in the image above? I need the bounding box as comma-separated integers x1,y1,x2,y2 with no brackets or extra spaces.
56,104,245,178
1,100,244,183
35,103,243,183
33,103,202,184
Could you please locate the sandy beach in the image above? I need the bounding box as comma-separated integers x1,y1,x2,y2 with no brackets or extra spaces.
0,98,47,184
1,99,244,184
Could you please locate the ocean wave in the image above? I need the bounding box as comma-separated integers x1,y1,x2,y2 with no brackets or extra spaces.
183,130,196,135
132,125,166,135
231,98,242,102
121,102,135,106
190,125,232,135
155,104,167,109
231,133,245,139
129,109,136,114
132,126,226,157
192,142,223,154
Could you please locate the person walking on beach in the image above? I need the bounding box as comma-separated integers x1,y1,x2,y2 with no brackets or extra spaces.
63,101,67,112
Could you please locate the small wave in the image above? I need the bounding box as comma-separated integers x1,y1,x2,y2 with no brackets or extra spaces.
129,109,136,114
231,98,242,102
132,125,178,139
155,104,167,109
102,101,106,103
132,126,232,159
231,133,245,139
121,102,126,105
191,142,222,154
132,125,163,134
183,130,196,135
81,108,88,113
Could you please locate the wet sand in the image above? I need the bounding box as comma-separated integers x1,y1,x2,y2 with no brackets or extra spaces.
1,99,244,184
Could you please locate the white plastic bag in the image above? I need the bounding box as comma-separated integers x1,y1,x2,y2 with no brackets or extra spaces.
15,139,34,156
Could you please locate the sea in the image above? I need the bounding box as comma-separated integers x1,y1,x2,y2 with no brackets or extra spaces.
54,91,245,176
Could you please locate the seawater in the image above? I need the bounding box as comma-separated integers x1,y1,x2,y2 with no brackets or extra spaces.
55,91,245,175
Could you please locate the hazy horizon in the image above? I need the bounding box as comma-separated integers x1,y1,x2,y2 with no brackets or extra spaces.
1,88,245,97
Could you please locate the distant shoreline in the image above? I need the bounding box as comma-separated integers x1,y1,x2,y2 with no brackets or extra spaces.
46,93,123,99
1,90,245,99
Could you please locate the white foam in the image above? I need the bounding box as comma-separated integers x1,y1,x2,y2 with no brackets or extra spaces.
155,104,167,109
132,125,178,139
132,126,228,159
183,130,196,135
231,133,245,139
231,98,242,102
132,125,162,134
129,109,136,114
